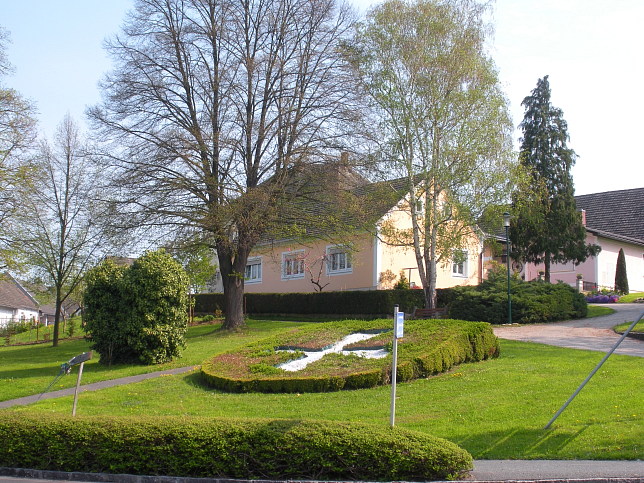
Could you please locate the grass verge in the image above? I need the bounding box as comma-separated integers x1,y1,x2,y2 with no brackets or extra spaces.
617,292,644,303
2,330,641,460
613,321,644,334
0,319,305,401
586,305,615,318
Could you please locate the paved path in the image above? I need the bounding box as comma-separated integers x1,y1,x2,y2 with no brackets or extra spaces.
493,303,644,357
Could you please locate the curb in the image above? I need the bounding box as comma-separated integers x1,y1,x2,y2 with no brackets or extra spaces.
1,468,643,483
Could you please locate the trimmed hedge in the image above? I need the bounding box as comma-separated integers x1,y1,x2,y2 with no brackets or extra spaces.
448,279,587,324
201,318,499,393
195,289,451,316
0,414,472,481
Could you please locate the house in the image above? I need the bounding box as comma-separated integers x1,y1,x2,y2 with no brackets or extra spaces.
0,273,40,328
521,188,644,292
208,158,484,294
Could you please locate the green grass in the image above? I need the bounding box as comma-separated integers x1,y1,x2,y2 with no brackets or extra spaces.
617,292,644,303
0,319,305,401
1,321,642,460
586,305,615,318
613,321,644,334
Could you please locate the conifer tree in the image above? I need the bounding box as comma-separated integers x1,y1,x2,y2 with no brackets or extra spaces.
614,248,629,294
510,76,599,282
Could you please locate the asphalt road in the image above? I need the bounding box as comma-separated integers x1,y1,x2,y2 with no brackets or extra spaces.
493,303,644,357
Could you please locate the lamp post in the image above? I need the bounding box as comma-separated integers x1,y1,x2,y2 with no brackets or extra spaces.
503,212,512,324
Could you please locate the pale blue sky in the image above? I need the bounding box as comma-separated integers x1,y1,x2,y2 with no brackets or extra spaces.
2,0,642,195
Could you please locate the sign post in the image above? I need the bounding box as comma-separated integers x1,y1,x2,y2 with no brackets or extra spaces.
67,351,92,417
390,305,404,427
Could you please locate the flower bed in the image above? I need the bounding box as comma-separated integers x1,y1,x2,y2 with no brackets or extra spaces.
201,318,499,393
586,294,620,303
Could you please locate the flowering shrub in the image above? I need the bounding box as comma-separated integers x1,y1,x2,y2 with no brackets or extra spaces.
585,294,619,303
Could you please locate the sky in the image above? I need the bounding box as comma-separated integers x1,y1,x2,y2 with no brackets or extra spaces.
2,0,642,196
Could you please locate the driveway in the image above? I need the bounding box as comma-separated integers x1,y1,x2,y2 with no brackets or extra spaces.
493,303,644,357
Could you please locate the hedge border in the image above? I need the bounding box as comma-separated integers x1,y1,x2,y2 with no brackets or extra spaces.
0,415,472,481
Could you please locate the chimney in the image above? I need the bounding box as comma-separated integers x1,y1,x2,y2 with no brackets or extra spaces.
580,209,586,226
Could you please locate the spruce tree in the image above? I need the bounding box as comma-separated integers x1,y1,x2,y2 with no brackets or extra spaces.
614,248,629,294
510,76,600,283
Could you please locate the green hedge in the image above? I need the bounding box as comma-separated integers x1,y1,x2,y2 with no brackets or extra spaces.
195,289,451,316
201,319,499,393
0,414,472,481
448,279,587,324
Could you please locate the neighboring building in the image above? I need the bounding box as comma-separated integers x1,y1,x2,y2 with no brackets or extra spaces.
521,188,644,292
0,274,40,328
208,160,484,294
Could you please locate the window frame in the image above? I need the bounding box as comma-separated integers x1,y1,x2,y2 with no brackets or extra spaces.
244,256,262,284
326,246,353,275
452,250,468,278
281,250,306,280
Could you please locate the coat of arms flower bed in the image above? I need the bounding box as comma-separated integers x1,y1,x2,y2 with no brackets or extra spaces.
201,318,500,393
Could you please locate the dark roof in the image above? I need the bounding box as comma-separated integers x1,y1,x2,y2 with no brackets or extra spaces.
261,163,410,244
575,188,644,245
0,274,39,311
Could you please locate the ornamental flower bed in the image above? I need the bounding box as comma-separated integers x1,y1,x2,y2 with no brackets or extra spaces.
586,294,620,303
201,318,499,393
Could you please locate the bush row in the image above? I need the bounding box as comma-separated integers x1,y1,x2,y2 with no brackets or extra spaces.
201,319,499,393
448,279,587,324
195,289,451,316
0,414,472,481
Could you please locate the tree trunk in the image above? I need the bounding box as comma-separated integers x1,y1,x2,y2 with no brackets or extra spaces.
218,244,249,330
52,293,63,347
544,252,551,283
222,280,245,330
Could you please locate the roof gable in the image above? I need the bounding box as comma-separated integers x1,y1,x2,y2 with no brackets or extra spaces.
575,188,644,244
0,274,39,312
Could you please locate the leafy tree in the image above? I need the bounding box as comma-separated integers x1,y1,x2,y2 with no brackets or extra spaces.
83,260,131,365
614,248,629,294
88,0,361,330
346,0,516,308
510,76,600,282
84,250,189,365
0,27,37,270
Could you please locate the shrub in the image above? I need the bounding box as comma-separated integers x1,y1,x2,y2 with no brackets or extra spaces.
448,278,587,324
83,250,189,365
0,414,472,481
201,318,499,393
614,248,629,295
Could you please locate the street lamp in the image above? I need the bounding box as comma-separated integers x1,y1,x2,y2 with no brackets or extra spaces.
503,212,512,324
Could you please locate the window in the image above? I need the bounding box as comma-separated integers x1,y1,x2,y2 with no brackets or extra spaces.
244,257,262,283
452,250,468,277
282,251,305,279
327,247,352,274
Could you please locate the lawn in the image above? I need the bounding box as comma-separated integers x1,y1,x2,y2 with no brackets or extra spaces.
1,319,641,460
0,319,305,401
586,305,615,318
618,292,644,303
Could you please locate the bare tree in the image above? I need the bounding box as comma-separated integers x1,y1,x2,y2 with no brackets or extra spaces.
13,115,112,346
89,0,361,329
